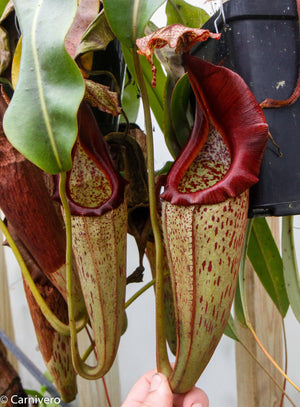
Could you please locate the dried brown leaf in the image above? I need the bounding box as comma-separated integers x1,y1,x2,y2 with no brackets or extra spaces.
65,0,100,58
84,79,122,116
0,26,10,75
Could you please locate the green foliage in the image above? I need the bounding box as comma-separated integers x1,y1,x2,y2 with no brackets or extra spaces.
170,73,193,149
163,73,192,158
3,0,85,174
224,314,241,342
25,372,61,407
248,218,289,317
234,276,247,328
120,71,140,124
0,0,8,17
155,160,174,176
122,44,166,131
103,0,165,48
166,0,210,27
163,76,182,158
1,0,300,398
282,216,300,322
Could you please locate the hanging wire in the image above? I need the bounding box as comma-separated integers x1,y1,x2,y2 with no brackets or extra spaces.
0,328,70,407
14,12,21,37
213,0,226,33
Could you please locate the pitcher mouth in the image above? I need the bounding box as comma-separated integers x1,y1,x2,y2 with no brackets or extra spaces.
161,53,269,207
54,102,127,216
161,103,232,205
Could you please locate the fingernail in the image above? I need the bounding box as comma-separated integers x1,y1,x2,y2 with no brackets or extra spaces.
192,403,203,407
150,373,162,392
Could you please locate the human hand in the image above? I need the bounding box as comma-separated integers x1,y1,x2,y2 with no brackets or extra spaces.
121,369,209,407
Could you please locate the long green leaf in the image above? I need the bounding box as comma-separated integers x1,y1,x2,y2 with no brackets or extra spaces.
248,218,289,317
224,314,240,342
120,71,140,124
170,73,193,149
122,44,166,131
166,0,209,28
282,216,300,322
234,275,247,328
234,219,253,328
3,0,85,174
0,0,9,18
163,75,181,158
103,0,165,48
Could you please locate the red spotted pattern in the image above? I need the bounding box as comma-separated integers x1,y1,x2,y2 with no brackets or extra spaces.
162,190,248,392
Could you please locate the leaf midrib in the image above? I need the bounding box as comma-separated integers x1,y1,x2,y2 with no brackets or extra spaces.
253,222,286,316
168,0,185,24
132,0,140,44
32,0,62,170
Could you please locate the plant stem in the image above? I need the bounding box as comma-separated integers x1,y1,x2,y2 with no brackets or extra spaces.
125,272,170,309
59,172,85,375
132,47,172,378
125,279,156,309
0,218,85,336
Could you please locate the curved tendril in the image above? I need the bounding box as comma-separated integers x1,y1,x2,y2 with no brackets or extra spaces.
59,172,108,379
80,272,171,364
120,108,130,135
82,68,121,96
247,323,300,394
237,338,296,407
0,217,87,336
239,220,300,394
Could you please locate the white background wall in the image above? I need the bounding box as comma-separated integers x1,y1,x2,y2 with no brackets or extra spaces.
2,1,300,406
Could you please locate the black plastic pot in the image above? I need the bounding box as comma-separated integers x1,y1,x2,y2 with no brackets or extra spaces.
193,0,300,217
90,38,125,135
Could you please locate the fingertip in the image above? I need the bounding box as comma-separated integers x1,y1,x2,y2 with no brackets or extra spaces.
141,373,173,407
190,388,209,407
149,373,163,392
174,387,209,407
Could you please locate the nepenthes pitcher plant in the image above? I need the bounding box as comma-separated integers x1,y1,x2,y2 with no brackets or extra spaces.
0,0,271,402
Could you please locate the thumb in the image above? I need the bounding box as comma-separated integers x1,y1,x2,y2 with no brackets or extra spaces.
141,373,173,407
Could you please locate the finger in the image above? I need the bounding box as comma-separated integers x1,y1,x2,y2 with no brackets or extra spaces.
173,387,209,407
121,369,157,407
140,373,173,407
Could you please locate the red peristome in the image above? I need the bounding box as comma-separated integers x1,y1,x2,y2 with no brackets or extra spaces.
60,102,127,216
161,53,269,206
